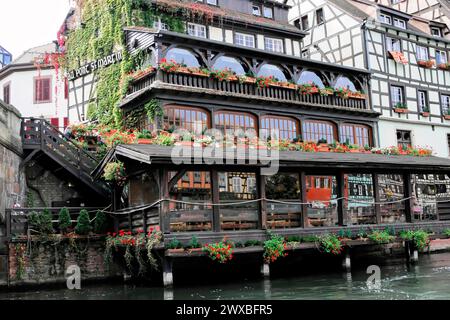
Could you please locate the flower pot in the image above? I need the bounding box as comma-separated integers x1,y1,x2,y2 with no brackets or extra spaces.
175,141,194,147
188,248,203,253
444,115,450,120
394,108,409,114
228,75,238,82
438,63,450,71
177,67,190,74
167,248,185,254
420,112,430,117
137,138,153,144
244,77,256,84
417,60,435,68
317,144,330,152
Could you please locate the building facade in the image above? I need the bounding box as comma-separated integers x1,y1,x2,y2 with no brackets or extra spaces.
0,43,68,130
289,0,450,158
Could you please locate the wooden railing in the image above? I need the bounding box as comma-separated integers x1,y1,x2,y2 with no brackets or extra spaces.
129,70,370,111
4,207,102,239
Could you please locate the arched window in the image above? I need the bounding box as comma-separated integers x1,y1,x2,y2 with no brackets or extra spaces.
297,71,325,88
165,48,200,68
340,124,371,146
260,115,299,141
302,120,336,143
334,76,357,91
163,105,210,133
257,64,287,82
212,56,246,75
214,111,257,137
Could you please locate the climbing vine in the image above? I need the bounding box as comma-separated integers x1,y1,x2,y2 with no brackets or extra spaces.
64,0,186,127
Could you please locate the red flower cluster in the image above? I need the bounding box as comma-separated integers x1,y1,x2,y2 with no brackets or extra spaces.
203,242,233,263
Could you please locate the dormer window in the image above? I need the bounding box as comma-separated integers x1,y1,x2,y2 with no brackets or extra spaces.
252,3,274,19
263,6,274,19
393,17,406,29
379,12,408,29
379,13,391,24
252,4,261,16
431,27,443,37
316,8,324,25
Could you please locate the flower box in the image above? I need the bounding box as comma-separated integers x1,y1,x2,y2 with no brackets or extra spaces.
137,138,153,144
188,248,203,253
177,66,191,74
175,141,194,147
272,82,297,90
243,77,257,84
167,248,185,254
320,88,334,96
394,108,409,114
191,71,209,77
317,144,330,152
417,60,435,68
444,115,450,120
420,112,430,117
438,63,450,71
228,75,238,82
349,149,361,153
348,92,366,100
131,67,156,82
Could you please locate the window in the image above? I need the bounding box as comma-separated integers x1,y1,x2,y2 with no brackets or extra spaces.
252,4,261,16
416,45,429,61
234,32,255,48
264,37,284,53
165,48,200,67
340,124,371,147
257,64,287,82
316,8,324,25
263,6,274,19
163,106,209,133
418,90,428,112
302,120,336,143
153,19,169,31
436,50,448,65
187,23,206,38
386,37,401,52
297,71,325,88
34,77,51,103
379,13,392,25
207,0,217,5
391,0,402,4
391,85,404,106
232,177,243,193
260,115,299,141
301,15,309,30
397,130,412,149
431,27,442,37
441,94,450,115
214,111,257,137
393,18,406,29
212,56,246,75
3,83,10,104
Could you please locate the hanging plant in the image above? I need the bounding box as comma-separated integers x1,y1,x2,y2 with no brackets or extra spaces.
103,161,127,185
263,233,288,264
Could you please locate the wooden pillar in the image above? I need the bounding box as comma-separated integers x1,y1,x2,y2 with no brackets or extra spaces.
336,171,345,226
403,173,413,223
261,262,270,278
372,173,382,224
162,256,174,287
160,169,170,234
211,170,221,232
259,171,267,230
300,172,309,228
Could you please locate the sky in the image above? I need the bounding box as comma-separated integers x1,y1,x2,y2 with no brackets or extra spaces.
0,0,72,59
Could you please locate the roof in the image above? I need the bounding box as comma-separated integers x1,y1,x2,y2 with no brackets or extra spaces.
94,144,450,175
11,42,57,65
151,0,304,36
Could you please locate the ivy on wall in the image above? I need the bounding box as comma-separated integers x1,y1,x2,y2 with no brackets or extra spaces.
65,0,186,127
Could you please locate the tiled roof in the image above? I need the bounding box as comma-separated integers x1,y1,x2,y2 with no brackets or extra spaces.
11,43,57,65
152,0,303,35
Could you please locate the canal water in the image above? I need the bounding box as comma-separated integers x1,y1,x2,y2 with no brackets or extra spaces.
1,252,450,300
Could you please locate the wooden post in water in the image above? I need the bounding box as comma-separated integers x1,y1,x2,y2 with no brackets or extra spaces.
162,256,174,287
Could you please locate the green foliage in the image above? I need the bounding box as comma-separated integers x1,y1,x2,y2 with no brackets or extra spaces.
26,192,34,208
58,208,72,233
29,209,54,234
444,229,450,237
75,209,92,235
144,99,163,124
93,210,109,234
188,236,201,249
337,229,352,239
244,240,262,247
368,230,395,244
167,237,182,249
318,234,343,255
285,235,301,243
399,230,430,251
301,235,318,243
263,233,287,264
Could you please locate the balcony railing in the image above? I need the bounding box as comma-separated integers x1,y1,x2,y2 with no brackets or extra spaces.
128,70,370,111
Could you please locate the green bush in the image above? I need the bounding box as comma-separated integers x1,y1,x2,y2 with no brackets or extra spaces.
188,236,201,249
75,209,92,235
244,240,262,247
399,230,430,251
93,210,109,234
444,229,450,237
167,237,182,249
368,230,395,244
318,234,343,255
58,208,72,233
29,209,54,234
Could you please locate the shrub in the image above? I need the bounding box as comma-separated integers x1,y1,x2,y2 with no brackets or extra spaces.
167,237,182,249
368,230,395,244
29,209,54,234
188,236,201,249
93,210,109,234
58,208,72,233
301,235,318,243
75,209,91,235
244,240,262,247
319,234,343,255
263,234,287,264
444,229,450,237
286,235,301,243
203,240,233,263
399,230,430,251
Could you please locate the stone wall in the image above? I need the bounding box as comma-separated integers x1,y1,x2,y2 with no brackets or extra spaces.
7,238,121,286
0,100,26,221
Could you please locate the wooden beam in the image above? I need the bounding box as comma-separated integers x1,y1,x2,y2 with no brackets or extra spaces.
259,171,267,230
336,172,345,226
211,170,221,232
168,169,187,191
403,173,413,223
160,169,171,233
373,173,382,224
19,149,39,169
300,171,309,228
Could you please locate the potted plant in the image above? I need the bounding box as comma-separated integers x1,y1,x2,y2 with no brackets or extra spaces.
348,144,361,153
335,88,350,99
187,236,203,253
394,102,409,113
166,237,184,253
320,87,335,96
317,138,330,152
438,62,450,71
420,106,430,117
298,83,319,95
175,132,194,147
363,144,372,154
348,91,366,99
417,59,435,68
256,76,274,88
136,130,153,144
188,67,210,77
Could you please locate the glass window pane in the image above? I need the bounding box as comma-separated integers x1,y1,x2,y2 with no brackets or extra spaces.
344,174,376,225
165,48,200,67
306,175,338,227
212,56,246,75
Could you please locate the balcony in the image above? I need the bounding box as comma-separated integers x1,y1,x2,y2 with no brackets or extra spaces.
123,69,371,113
